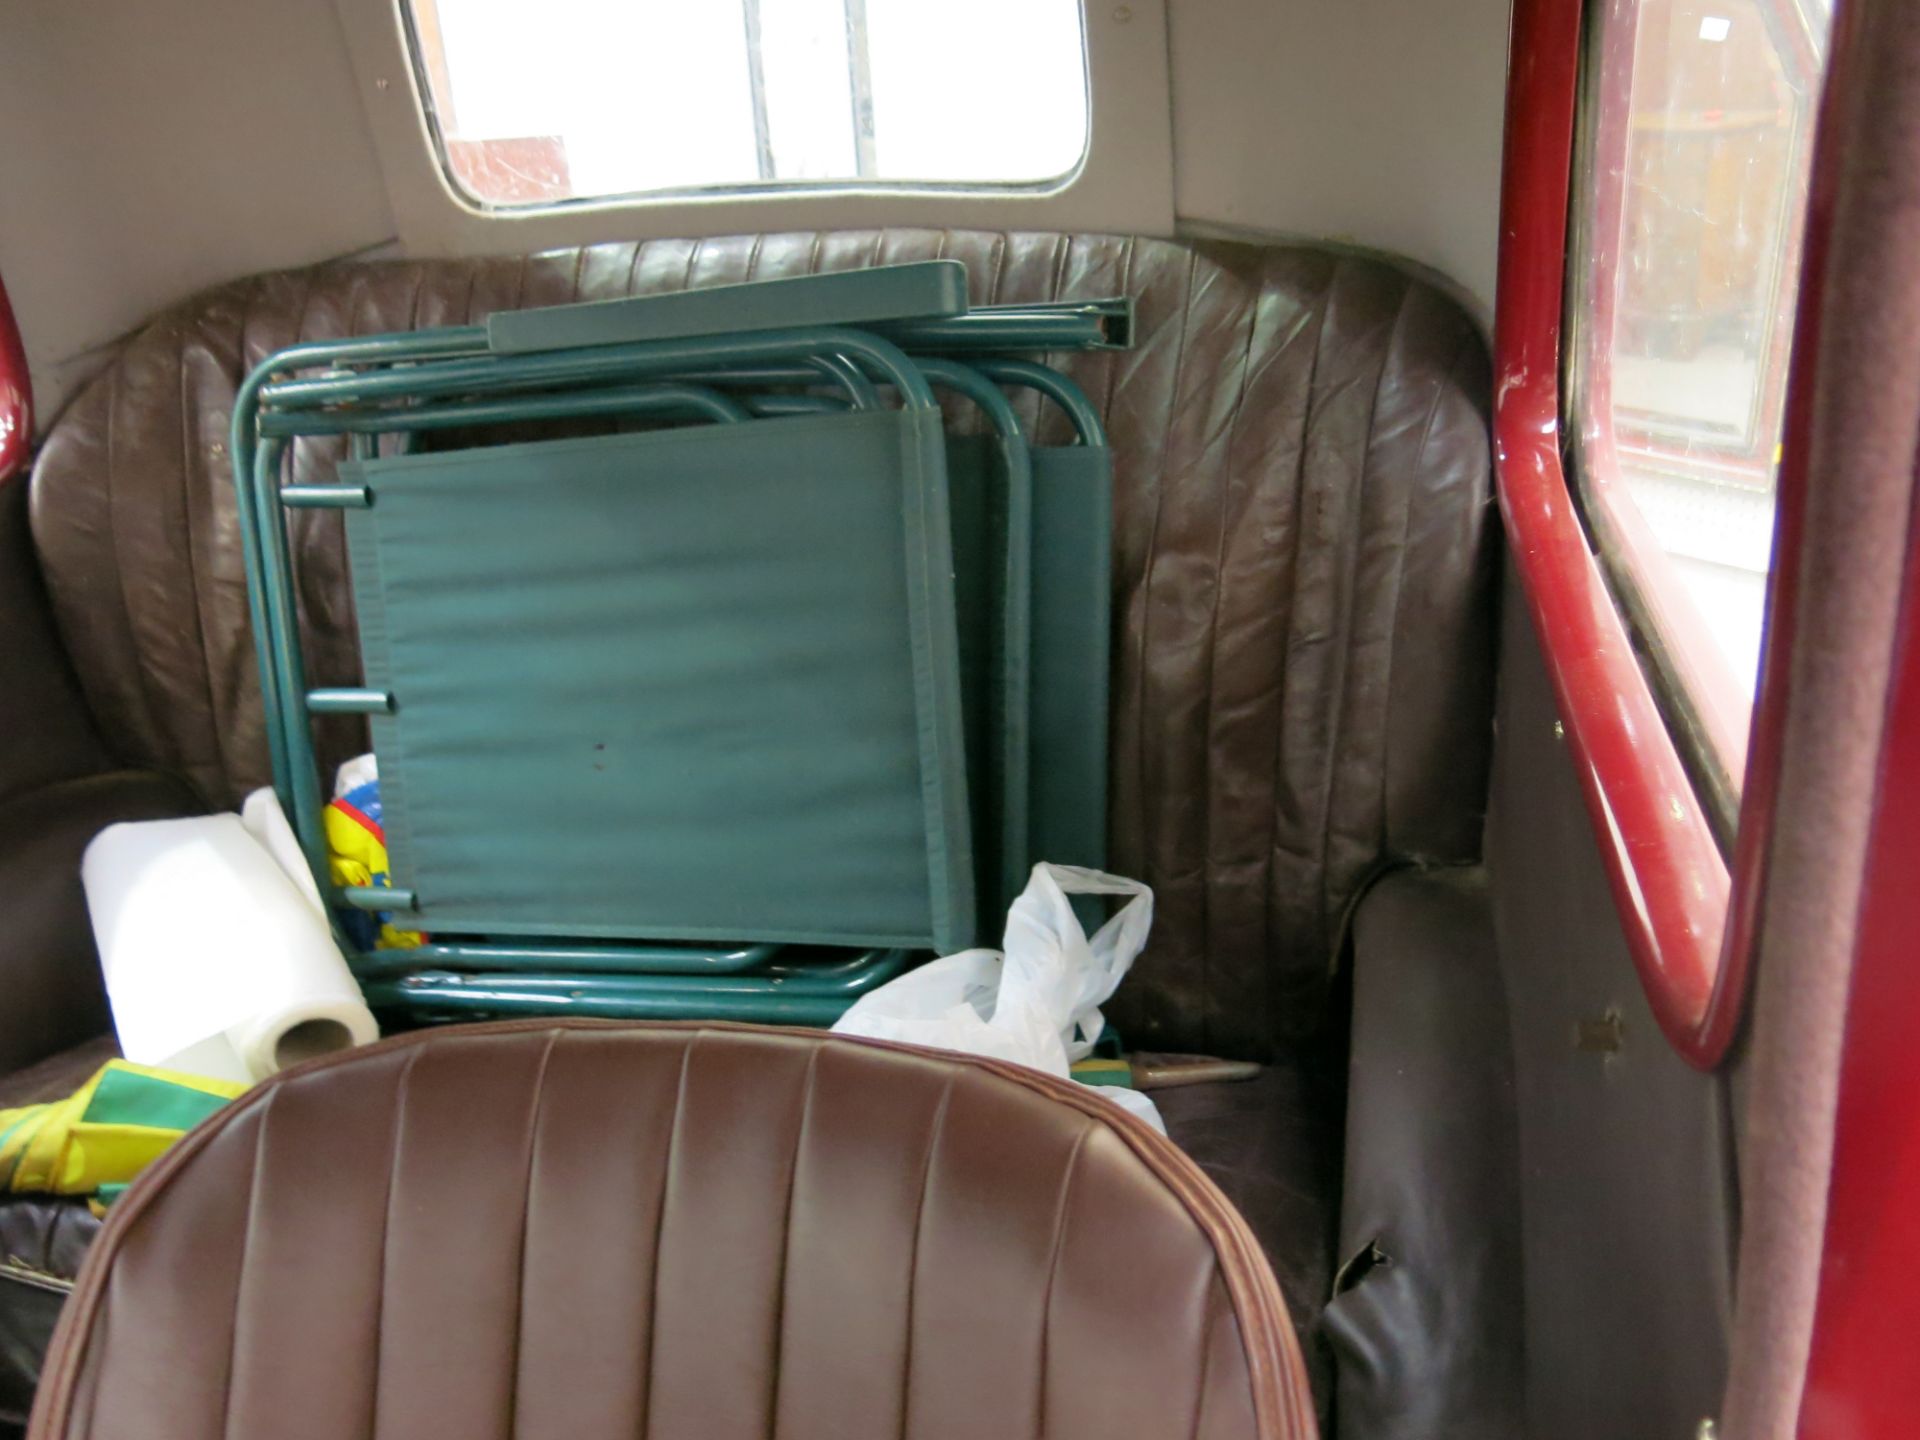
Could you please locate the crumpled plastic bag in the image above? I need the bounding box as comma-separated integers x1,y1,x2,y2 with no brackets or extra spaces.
832,863,1163,1131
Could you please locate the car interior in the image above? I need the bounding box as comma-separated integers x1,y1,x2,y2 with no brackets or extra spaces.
3,0,1912,1436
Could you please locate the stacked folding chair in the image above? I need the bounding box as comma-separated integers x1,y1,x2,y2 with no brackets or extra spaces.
231,261,1126,1027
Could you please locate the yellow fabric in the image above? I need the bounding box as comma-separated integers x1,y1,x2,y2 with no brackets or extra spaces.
1068,1056,1135,1089
323,800,423,949
0,1061,245,1201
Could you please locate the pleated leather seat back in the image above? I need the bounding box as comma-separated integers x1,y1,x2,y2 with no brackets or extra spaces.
28,230,1497,1054
29,1023,1316,1440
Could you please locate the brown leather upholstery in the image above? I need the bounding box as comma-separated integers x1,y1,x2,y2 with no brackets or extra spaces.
1325,868,1524,1439
0,773,200,1080
1,1198,97,1436
28,1021,1315,1440
26,230,1497,1055
0,479,109,809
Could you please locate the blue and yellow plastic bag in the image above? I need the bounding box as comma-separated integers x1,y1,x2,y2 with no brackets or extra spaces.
325,763,424,951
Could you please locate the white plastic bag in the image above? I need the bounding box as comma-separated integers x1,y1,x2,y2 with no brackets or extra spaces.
832,864,1164,1131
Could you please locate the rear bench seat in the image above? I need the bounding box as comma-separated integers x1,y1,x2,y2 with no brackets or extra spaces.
0,229,1500,1433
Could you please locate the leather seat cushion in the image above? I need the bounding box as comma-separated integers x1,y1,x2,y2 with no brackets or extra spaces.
1155,1053,1346,1427
1322,868,1524,1439
1,1199,96,1437
28,230,1498,1055
0,773,200,1079
32,1021,1317,1440
1,1039,118,1436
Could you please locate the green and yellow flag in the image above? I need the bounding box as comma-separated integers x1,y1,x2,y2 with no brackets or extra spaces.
0,1061,246,1211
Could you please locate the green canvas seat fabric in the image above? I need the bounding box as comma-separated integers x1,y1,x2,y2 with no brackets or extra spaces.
942,432,1026,935
1026,440,1112,885
341,406,976,952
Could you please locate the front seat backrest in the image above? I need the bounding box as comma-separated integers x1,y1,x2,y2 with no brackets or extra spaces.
28,1022,1315,1440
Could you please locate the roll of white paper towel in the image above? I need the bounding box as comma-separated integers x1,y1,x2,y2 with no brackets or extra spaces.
82,814,379,1085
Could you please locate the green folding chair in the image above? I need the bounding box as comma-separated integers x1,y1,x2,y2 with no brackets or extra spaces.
230,262,1127,1024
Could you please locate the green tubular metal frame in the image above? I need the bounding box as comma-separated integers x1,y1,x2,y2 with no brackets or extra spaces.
363,978,857,1027
361,944,911,1025
258,359,875,443
239,329,965,1019
228,330,492,804
256,381,754,439
880,310,1110,353
806,353,881,408
244,326,944,855
255,326,939,412
973,358,1106,446
370,949,908,996
224,292,1128,722
348,939,904,980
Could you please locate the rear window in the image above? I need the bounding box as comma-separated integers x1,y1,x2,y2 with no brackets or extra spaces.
403,0,1093,208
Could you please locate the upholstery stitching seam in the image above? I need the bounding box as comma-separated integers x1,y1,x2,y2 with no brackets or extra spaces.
764,1045,824,1440
177,330,226,790
637,1035,697,1440
1035,232,1072,441
502,1029,563,1440
365,1046,425,1440
406,266,426,337
894,1070,958,1440
1312,273,1416,950
1133,245,1200,936
1262,253,1336,1014
101,360,169,770
214,1082,280,1440
1376,323,1480,860
1184,1277,1222,1440
1195,270,1267,1054
1100,236,1133,427
1033,1126,1091,1438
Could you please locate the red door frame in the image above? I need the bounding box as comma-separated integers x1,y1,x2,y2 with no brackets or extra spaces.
1496,0,1833,1070
1502,0,1920,1428
1494,0,1738,1065
0,272,30,485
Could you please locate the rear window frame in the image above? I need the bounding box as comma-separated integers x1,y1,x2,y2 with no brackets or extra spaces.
399,0,1095,214
331,0,1175,255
